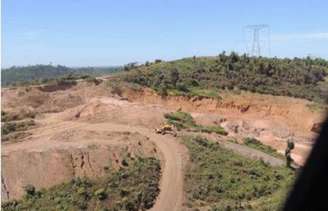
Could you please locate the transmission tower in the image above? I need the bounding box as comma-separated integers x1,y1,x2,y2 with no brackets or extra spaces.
244,24,270,57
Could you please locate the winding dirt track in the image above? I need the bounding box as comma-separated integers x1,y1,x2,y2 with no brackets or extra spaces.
87,123,186,211
3,121,186,211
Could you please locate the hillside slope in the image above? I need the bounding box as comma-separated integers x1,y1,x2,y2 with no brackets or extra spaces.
122,54,328,103
1,65,121,86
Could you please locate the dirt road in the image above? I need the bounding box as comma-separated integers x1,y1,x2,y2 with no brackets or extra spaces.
87,123,187,211
3,120,187,211
220,141,284,166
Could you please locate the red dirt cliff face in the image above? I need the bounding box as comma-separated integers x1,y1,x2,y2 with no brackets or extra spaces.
122,87,325,135
121,87,325,165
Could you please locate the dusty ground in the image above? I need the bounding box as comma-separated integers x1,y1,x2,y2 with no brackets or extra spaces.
1,80,326,209
123,87,325,165
2,88,188,211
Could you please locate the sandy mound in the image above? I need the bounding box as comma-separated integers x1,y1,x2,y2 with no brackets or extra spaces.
58,97,168,129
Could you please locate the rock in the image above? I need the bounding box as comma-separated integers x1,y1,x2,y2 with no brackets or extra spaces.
311,122,322,133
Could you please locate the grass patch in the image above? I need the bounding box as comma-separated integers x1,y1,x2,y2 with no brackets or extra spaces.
1,120,35,136
164,111,196,129
164,111,227,135
167,87,221,99
183,136,294,210
196,125,228,136
243,138,284,159
2,157,161,211
188,87,221,99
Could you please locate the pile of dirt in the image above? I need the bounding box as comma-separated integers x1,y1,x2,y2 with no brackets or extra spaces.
59,97,168,129
1,82,113,114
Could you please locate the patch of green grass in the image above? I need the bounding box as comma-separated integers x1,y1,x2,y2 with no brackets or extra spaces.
164,111,228,135
164,111,196,130
1,120,35,136
166,87,221,99
2,157,161,211
243,137,284,159
183,135,295,210
196,125,228,136
188,87,221,99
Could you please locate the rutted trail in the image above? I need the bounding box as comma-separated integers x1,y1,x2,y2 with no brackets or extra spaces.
3,120,187,211
84,122,187,211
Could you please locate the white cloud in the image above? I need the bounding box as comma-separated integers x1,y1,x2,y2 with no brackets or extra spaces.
272,32,328,42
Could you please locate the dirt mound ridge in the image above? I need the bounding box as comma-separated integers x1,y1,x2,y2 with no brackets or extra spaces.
58,97,168,129
1,82,113,114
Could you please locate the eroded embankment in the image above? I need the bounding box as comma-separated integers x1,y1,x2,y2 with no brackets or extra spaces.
120,87,323,165
1,129,160,201
122,87,325,134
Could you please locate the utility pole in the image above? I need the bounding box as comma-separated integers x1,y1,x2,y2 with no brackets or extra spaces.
245,24,270,57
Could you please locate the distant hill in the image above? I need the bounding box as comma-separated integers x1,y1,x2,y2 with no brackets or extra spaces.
1,65,121,86
122,53,328,103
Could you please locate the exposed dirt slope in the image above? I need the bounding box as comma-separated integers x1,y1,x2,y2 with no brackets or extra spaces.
2,96,188,211
2,128,159,200
121,87,324,165
2,80,325,210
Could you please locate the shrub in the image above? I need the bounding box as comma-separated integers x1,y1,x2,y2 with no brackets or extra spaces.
1,120,35,136
94,188,107,200
23,184,36,196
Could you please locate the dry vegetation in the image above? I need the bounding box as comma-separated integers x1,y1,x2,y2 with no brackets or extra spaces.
2,157,161,211
183,136,295,210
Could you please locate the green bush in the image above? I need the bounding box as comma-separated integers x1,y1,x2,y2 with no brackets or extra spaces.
164,111,196,130
23,185,36,196
94,188,107,200
164,111,228,135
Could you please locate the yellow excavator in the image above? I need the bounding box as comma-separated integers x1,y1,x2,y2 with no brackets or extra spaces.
155,124,177,137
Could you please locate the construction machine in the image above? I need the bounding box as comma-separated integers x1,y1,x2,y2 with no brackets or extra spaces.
155,124,177,137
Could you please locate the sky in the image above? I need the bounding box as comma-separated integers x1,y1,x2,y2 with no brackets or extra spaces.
2,0,328,67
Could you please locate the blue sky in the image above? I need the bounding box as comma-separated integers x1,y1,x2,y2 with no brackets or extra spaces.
2,0,328,67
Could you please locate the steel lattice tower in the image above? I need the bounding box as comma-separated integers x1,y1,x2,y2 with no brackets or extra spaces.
245,24,270,57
